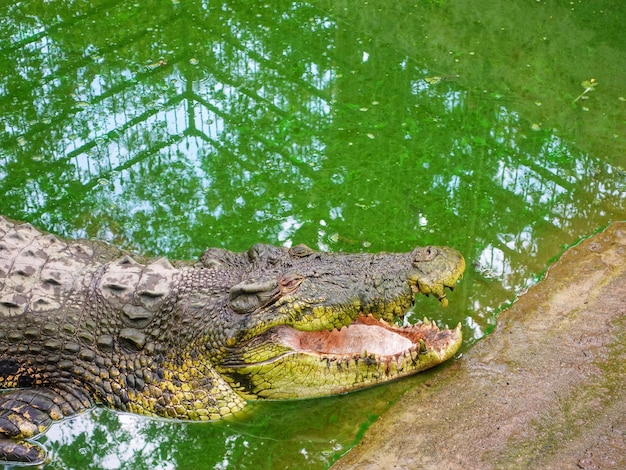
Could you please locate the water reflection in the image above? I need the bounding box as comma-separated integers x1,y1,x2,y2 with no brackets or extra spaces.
42,396,374,470
1,0,625,468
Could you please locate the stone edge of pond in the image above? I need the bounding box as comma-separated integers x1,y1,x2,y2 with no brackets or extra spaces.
332,221,626,470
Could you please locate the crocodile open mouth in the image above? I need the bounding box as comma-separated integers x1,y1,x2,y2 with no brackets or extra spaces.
220,275,464,400
222,280,462,372
275,313,461,362
246,283,461,365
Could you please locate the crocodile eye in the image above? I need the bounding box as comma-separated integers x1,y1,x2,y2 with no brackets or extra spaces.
289,244,315,258
229,278,279,314
279,273,304,293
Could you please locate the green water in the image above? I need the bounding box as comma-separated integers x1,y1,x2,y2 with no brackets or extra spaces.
1,0,625,468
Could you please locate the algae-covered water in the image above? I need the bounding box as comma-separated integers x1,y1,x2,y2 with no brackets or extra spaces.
1,1,625,468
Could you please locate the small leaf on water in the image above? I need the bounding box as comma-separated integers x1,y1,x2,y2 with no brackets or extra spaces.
581,78,597,89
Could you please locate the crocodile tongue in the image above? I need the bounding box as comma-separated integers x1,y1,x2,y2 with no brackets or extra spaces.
298,317,412,356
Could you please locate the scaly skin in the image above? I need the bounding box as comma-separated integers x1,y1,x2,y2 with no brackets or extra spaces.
0,216,464,464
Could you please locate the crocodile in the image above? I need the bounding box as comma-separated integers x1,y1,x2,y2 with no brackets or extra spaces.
0,216,464,464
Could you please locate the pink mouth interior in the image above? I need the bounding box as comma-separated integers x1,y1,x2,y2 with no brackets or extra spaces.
276,314,430,358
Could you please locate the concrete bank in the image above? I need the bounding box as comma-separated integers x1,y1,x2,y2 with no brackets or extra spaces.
333,222,625,470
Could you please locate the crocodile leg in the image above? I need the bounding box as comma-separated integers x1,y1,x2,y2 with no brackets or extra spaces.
0,383,94,464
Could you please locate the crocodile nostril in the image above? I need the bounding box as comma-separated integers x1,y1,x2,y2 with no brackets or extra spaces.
413,246,438,263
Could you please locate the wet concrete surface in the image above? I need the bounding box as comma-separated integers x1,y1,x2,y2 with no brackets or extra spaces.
333,222,625,470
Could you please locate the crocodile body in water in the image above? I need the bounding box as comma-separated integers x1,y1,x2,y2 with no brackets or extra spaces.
0,216,464,464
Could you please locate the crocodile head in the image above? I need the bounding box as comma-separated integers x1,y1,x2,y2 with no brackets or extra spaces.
197,243,465,400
